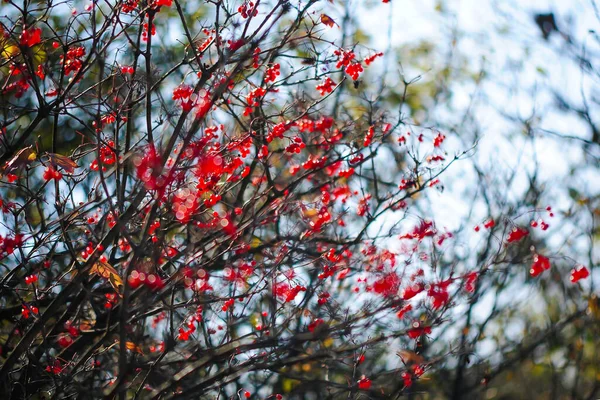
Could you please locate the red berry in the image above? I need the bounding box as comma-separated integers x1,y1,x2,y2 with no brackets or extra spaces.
357,377,372,389
570,265,589,283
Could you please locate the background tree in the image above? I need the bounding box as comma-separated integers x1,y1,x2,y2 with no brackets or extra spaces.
0,0,597,399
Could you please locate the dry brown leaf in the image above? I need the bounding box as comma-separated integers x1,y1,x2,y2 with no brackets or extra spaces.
47,153,78,174
396,350,426,365
320,14,338,28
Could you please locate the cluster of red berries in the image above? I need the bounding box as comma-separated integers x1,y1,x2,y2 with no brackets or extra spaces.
334,48,355,68
307,206,332,233
153,0,172,8
302,155,328,171
80,242,103,260
0,234,24,256
134,145,170,190
357,376,372,390
121,0,138,13
474,218,495,232
172,84,193,100
264,63,280,83
60,46,86,76
21,304,39,319
221,298,235,312
284,137,305,154
266,121,293,142
127,270,165,291
364,52,384,66
371,272,400,296
427,155,445,163
45,359,65,375
316,77,336,96
104,293,118,309
172,187,200,223
570,265,589,283
345,62,364,81
357,194,372,217
120,65,134,74
42,166,62,181
223,262,255,284
307,318,324,332
530,220,550,230
530,254,551,277
464,272,478,292
396,304,412,319
238,1,258,18
142,20,156,42
172,84,196,112
198,29,215,53
338,167,355,178
400,220,437,241
118,237,131,253
228,38,246,52
506,226,528,243
244,87,267,116
273,281,307,302
433,132,446,147
20,27,42,48
364,125,375,146
407,321,432,339
317,292,330,305
428,280,451,309
297,116,334,133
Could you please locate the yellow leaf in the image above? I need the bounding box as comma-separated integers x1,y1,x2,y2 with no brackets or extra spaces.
89,260,123,294
303,208,318,218
1,43,19,60
0,26,18,61
30,44,47,68
282,378,300,393
250,236,262,249
125,341,144,355
249,314,258,326
0,146,37,178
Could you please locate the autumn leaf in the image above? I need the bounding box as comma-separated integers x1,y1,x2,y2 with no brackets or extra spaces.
78,320,95,332
0,29,46,67
249,236,262,249
47,153,78,174
320,14,338,28
1,42,19,61
89,260,124,294
125,341,144,355
0,146,37,178
322,337,334,348
0,27,19,62
30,44,47,68
397,350,426,365
302,208,319,218
588,295,600,319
